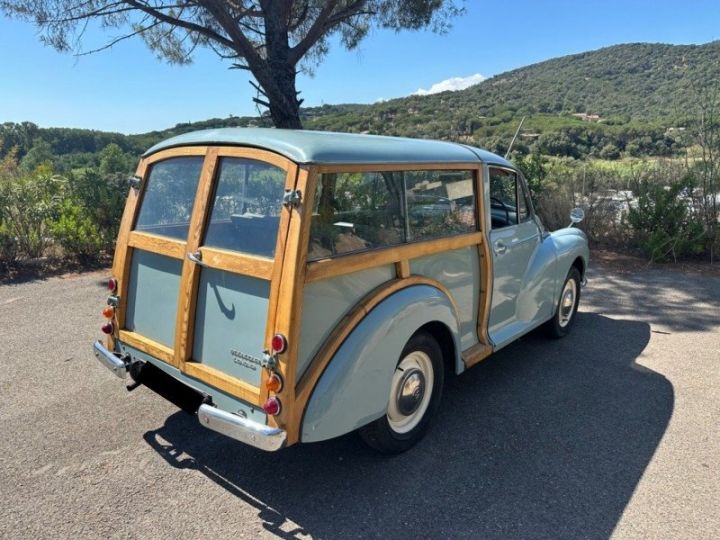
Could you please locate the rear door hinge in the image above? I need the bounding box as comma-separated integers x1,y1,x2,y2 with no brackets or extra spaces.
282,189,302,209
128,175,142,190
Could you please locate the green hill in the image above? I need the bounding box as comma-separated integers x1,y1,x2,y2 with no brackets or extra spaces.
2,41,719,166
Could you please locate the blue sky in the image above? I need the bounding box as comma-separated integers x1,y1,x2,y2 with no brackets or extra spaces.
1,1,719,134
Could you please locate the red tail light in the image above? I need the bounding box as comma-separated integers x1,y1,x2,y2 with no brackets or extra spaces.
262,396,281,416
101,322,114,335
108,278,118,293
271,333,287,354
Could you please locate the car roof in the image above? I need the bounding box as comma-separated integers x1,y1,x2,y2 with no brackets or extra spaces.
143,128,514,168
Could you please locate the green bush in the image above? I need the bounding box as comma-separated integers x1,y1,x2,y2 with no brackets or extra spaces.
0,223,18,268
50,200,104,261
64,167,127,249
0,163,66,259
627,177,705,262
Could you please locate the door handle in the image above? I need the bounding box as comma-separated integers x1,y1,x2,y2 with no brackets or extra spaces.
187,251,207,267
493,240,507,255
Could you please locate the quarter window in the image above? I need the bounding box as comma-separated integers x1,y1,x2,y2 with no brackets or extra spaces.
135,156,203,240
405,170,477,241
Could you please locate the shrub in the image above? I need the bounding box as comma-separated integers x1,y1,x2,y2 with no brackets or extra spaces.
627,177,705,262
50,200,104,261
0,223,18,268
65,168,126,249
0,164,66,259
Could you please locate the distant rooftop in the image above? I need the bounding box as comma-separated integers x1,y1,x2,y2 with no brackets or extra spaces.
143,128,512,167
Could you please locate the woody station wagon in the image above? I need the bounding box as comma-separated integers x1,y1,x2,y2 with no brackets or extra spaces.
92,128,589,453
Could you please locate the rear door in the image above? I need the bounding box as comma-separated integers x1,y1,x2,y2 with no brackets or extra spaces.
116,147,297,405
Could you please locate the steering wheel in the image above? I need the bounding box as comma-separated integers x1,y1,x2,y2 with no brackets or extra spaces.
490,196,510,226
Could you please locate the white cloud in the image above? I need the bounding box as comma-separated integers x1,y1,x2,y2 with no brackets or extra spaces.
414,73,486,96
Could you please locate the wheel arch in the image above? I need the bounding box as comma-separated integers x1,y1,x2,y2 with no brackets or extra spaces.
417,320,459,376
298,281,461,443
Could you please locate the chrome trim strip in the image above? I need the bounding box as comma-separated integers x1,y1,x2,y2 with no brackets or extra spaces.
92,341,128,379
197,403,287,452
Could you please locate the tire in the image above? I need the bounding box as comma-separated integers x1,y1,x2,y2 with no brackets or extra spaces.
545,267,582,338
359,331,444,454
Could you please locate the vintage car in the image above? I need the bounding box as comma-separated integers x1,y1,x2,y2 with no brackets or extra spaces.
92,128,589,454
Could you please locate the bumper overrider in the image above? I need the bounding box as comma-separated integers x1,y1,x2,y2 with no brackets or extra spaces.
92,341,286,451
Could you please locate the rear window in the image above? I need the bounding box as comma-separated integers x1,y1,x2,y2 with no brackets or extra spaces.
203,157,286,258
135,156,203,240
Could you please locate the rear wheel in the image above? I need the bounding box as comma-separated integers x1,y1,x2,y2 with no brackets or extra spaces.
359,331,444,454
546,267,581,338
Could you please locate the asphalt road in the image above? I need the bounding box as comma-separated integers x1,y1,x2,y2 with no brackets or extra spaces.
0,264,718,539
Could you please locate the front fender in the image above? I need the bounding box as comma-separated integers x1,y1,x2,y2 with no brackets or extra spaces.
301,285,460,443
551,227,590,293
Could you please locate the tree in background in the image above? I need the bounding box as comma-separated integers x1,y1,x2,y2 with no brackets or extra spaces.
20,138,55,172
1,0,464,128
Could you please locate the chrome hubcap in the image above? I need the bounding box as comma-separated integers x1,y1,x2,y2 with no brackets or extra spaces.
396,369,426,416
387,351,434,434
558,279,577,328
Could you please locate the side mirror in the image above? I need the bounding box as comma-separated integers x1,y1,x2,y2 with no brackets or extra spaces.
569,207,585,227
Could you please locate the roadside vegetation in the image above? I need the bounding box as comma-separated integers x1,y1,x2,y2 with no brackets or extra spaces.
0,143,130,274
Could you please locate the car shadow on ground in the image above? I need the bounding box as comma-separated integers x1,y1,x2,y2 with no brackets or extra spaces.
144,312,672,539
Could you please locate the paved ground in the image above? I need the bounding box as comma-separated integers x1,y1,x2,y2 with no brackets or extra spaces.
0,264,718,539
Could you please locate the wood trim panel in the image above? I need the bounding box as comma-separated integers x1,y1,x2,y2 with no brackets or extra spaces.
174,148,218,371
184,362,262,404
118,330,174,365
474,165,493,348
395,260,410,278
260,162,299,403
216,146,294,171
462,342,493,368
143,146,209,166
198,247,273,280
270,166,316,436
315,162,481,174
113,159,147,333
306,232,484,283
127,231,186,260
287,276,457,444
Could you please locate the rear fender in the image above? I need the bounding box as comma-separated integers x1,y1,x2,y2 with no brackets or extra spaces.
301,285,460,443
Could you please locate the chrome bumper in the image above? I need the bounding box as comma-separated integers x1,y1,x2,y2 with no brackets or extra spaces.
198,404,287,452
92,341,128,379
92,341,285,451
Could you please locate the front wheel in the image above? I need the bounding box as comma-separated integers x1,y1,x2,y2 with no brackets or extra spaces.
359,332,444,454
545,267,581,338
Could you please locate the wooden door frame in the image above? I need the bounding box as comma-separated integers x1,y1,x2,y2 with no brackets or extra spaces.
109,145,299,407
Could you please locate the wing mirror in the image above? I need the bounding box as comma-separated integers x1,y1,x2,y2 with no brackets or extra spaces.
568,207,585,227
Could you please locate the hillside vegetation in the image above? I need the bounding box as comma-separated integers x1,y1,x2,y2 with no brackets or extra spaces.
3,41,720,167
1,41,719,271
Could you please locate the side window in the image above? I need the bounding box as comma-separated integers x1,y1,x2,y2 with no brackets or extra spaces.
405,170,476,241
308,171,405,260
308,169,478,260
203,158,286,258
135,156,204,240
489,168,519,229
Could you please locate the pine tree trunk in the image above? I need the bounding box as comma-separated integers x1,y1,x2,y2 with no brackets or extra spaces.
266,66,302,129
261,3,302,130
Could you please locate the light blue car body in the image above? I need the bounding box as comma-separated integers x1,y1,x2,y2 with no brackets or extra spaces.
125,128,589,446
